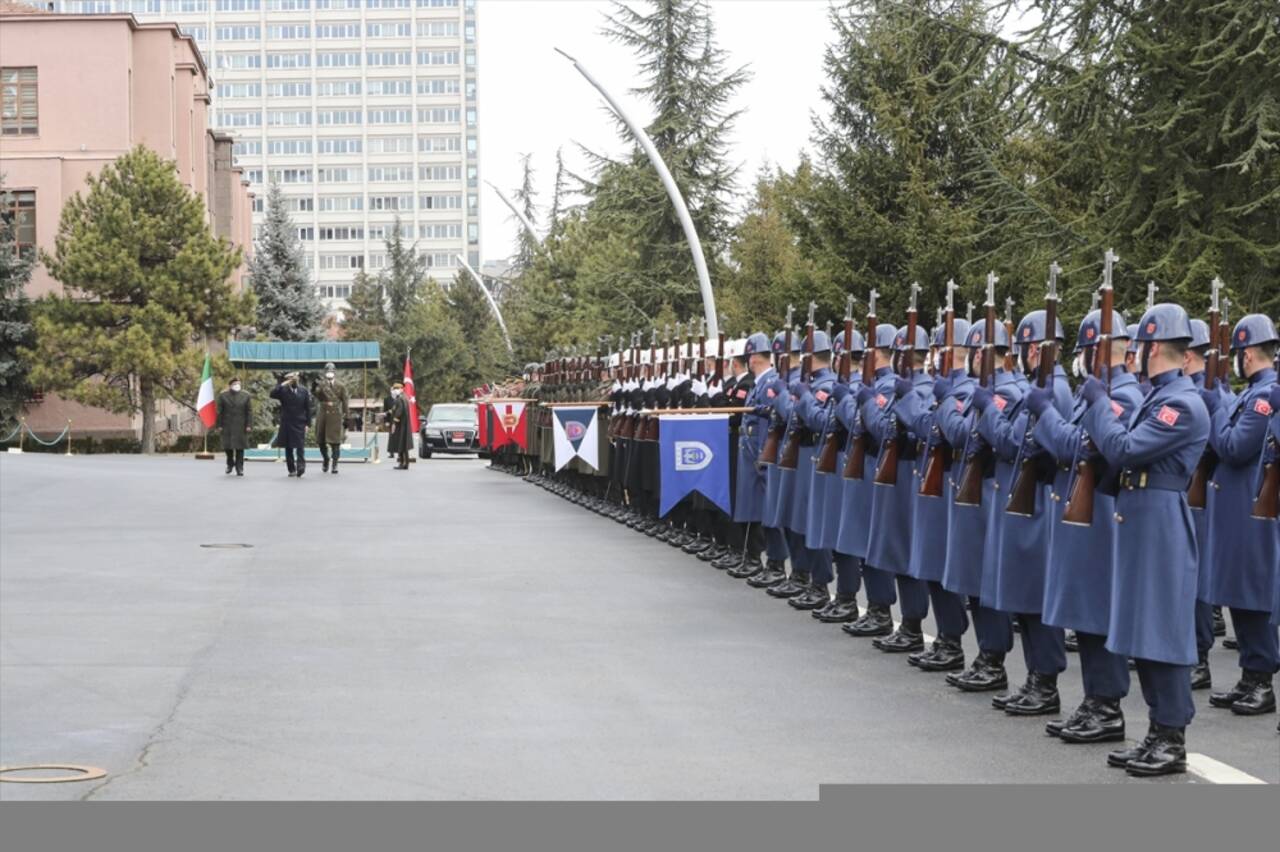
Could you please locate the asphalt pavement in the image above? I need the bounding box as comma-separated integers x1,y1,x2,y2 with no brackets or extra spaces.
1,452,1275,799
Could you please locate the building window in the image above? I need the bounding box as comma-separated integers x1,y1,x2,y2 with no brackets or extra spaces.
266,110,312,127
216,82,262,99
1,190,36,257
266,25,311,40
420,223,461,240
218,110,263,128
419,165,462,182
316,137,362,155
465,81,476,101
369,194,413,211
366,51,411,68
315,22,361,39
417,78,460,96
418,107,460,124
417,20,459,38
317,110,362,126
317,52,362,68
367,109,411,125
367,165,414,182
215,0,260,9
1,68,38,136
216,53,262,70
418,50,459,66
316,80,362,97
267,52,312,69
265,0,310,9
468,223,479,244
367,135,412,154
215,25,261,41
296,227,315,241
318,195,364,212
234,140,263,157
417,0,458,6
419,194,461,210
367,21,412,38
267,138,313,155
265,81,313,98
419,134,461,153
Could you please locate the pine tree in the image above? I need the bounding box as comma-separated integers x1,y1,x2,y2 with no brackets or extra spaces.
510,153,540,275
248,180,325,341
0,182,35,430
25,146,252,452
447,269,512,389
381,218,426,326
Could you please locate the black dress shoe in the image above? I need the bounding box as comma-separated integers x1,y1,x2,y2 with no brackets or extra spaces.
1212,606,1226,637
1004,672,1061,716
1209,676,1250,708
814,594,860,623
713,552,744,570
698,545,727,563
914,638,965,672
1058,698,1125,743
1190,653,1212,690
322,460,330,473
788,584,829,610
767,573,809,599
842,605,893,637
682,537,713,555
1064,630,1079,653
225,463,234,475
1125,725,1187,777
992,673,1033,709
1046,700,1093,739
873,627,925,653
1229,672,1276,716
948,653,1008,692
746,560,787,587
236,469,244,476
1223,637,1238,650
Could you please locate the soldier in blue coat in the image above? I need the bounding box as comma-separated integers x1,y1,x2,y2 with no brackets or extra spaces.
1202,314,1279,717
842,324,905,638
894,317,972,671
748,331,801,590
781,331,838,610
975,309,1073,717
812,330,866,623
1080,303,1210,776
1031,312,1143,743
944,323,1019,692
1183,318,1221,691
860,325,934,653
732,333,790,584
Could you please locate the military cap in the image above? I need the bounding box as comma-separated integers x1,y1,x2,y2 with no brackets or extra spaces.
929,318,970,348
743,332,771,356
1135,304,1193,342
1015,309,1066,344
965,322,1010,349
1188,319,1212,350
1075,310,1129,350
1229,314,1279,350
894,325,931,351
832,329,866,355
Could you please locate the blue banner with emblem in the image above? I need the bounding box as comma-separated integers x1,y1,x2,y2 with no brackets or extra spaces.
658,414,731,517
552,406,600,471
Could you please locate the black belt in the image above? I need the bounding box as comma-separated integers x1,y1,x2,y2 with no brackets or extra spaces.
1118,470,1188,492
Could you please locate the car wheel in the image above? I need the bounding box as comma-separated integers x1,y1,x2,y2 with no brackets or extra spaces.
421,450,432,459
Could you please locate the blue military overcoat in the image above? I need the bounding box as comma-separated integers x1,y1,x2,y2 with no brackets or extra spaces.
834,369,888,559
762,366,800,529
975,371,1026,606
861,369,917,573
789,367,836,536
1084,369,1210,665
933,371,982,597
733,367,776,523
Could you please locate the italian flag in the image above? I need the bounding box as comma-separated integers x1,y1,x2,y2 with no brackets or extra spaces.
196,354,217,429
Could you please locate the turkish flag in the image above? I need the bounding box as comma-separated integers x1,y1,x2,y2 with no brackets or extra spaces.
477,400,489,448
489,403,511,450
403,354,420,433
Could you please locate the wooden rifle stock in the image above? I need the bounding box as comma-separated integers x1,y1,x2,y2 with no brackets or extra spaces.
1007,265,1060,517
875,286,919,486
1188,281,1223,509
758,312,794,466
843,296,878,480
1252,438,1280,520
920,283,958,498
816,305,856,475
956,277,998,507
779,311,816,471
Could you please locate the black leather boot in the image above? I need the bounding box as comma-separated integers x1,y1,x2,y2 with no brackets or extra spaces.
1209,675,1251,708
713,550,743,570
1064,630,1079,653
1211,606,1225,637
728,556,766,580
768,572,809,599
991,673,1033,710
1125,724,1187,777
913,637,965,672
330,446,339,474
1190,651,1212,690
1058,697,1125,743
1046,699,1094,739
948,652,1009,692
814,594,859,623
682,536,713,555
788,583,830,610
746,559,787,587
1229,670,1276,716
1223,637,1239,650
842,604,893,637
873,624,926,653
1004,672,1061,716
1107,724,1158,769
698,545,727,563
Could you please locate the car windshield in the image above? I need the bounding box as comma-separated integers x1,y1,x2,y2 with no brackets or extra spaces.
427,405,475,425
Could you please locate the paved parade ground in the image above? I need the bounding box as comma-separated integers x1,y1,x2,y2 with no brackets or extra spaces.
1,453,1275,799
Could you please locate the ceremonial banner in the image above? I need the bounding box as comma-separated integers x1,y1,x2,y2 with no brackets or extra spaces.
491,401,527,450
552,406,600,472
403,354,420,433
476,400,489,449
195,354,216,429
659,414,731,517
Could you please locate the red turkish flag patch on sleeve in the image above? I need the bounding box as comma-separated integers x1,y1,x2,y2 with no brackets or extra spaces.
875,393,888,408
766,388,777,399
1255,399,1273,416
816,390,830,403
1110,400,1124,417
736,388,748,400
994,396,1008,412
955,399,964,411
1156,405,1180,426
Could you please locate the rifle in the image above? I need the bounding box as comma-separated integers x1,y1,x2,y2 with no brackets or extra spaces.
758,304,795,466
1007,262,1061,516
1254,435,1280,520
1187,278,1222,509
697,318,708,381
779,303,817,471
1219,299,1232,384
714,322,725,385
1063,249,1119,526
874,283,920,485
618,332,641,440
955,272,999,507
817,295,856,475
843,290,879,479
1003,296,1016,373
920,279,959,497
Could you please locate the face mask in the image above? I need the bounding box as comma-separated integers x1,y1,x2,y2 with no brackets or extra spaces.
1072,353,1085,380
1140,342,1154,379
391,390,401,398
1233,351,1245,379
326,372,335,380
230,383,241,392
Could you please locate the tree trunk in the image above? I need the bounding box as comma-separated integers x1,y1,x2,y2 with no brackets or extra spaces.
139,377,156,454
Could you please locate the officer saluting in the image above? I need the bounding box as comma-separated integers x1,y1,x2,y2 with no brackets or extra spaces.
314,362,348,475
1078,303,1209,776
270,371,314,478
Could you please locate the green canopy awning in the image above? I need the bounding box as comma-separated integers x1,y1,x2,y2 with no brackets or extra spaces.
227,341,382,371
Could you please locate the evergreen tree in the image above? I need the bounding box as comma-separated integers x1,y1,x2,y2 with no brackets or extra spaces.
0,182,35,429
381,217,426,326
248,181,325,341
447,269,513,389
25,146,252,452
510,153,540,275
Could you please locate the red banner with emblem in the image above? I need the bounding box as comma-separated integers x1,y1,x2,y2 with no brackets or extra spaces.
489,401,527,450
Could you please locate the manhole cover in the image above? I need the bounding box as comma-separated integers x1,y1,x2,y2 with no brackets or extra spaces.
0,764,108,784
200,543,254,549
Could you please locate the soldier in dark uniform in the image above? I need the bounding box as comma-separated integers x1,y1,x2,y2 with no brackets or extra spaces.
732,333,786,582
387,382,411,470
269,371,314,478
314,362,348,475
216,376,252,476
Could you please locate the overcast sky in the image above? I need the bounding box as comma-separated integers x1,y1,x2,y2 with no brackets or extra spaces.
475,0,834,266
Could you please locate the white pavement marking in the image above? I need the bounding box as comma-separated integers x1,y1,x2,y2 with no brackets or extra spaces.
1186,753,1268,784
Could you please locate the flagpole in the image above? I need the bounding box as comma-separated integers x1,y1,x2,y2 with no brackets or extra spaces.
195,348,215,460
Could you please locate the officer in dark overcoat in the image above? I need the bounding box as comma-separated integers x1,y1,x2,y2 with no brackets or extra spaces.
216,377,252,476
270,372,314,477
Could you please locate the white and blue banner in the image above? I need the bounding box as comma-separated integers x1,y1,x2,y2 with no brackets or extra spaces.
552,406,601,472
659,414,731,517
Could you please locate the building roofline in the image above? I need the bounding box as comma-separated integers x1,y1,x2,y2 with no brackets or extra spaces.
0,12,209,80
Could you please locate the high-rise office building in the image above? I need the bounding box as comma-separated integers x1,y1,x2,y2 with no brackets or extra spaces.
43,0,480,309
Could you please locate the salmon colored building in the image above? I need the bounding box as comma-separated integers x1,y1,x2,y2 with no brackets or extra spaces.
0,4,254,439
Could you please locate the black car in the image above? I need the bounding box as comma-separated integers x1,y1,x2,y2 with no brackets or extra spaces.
419,403,484,459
